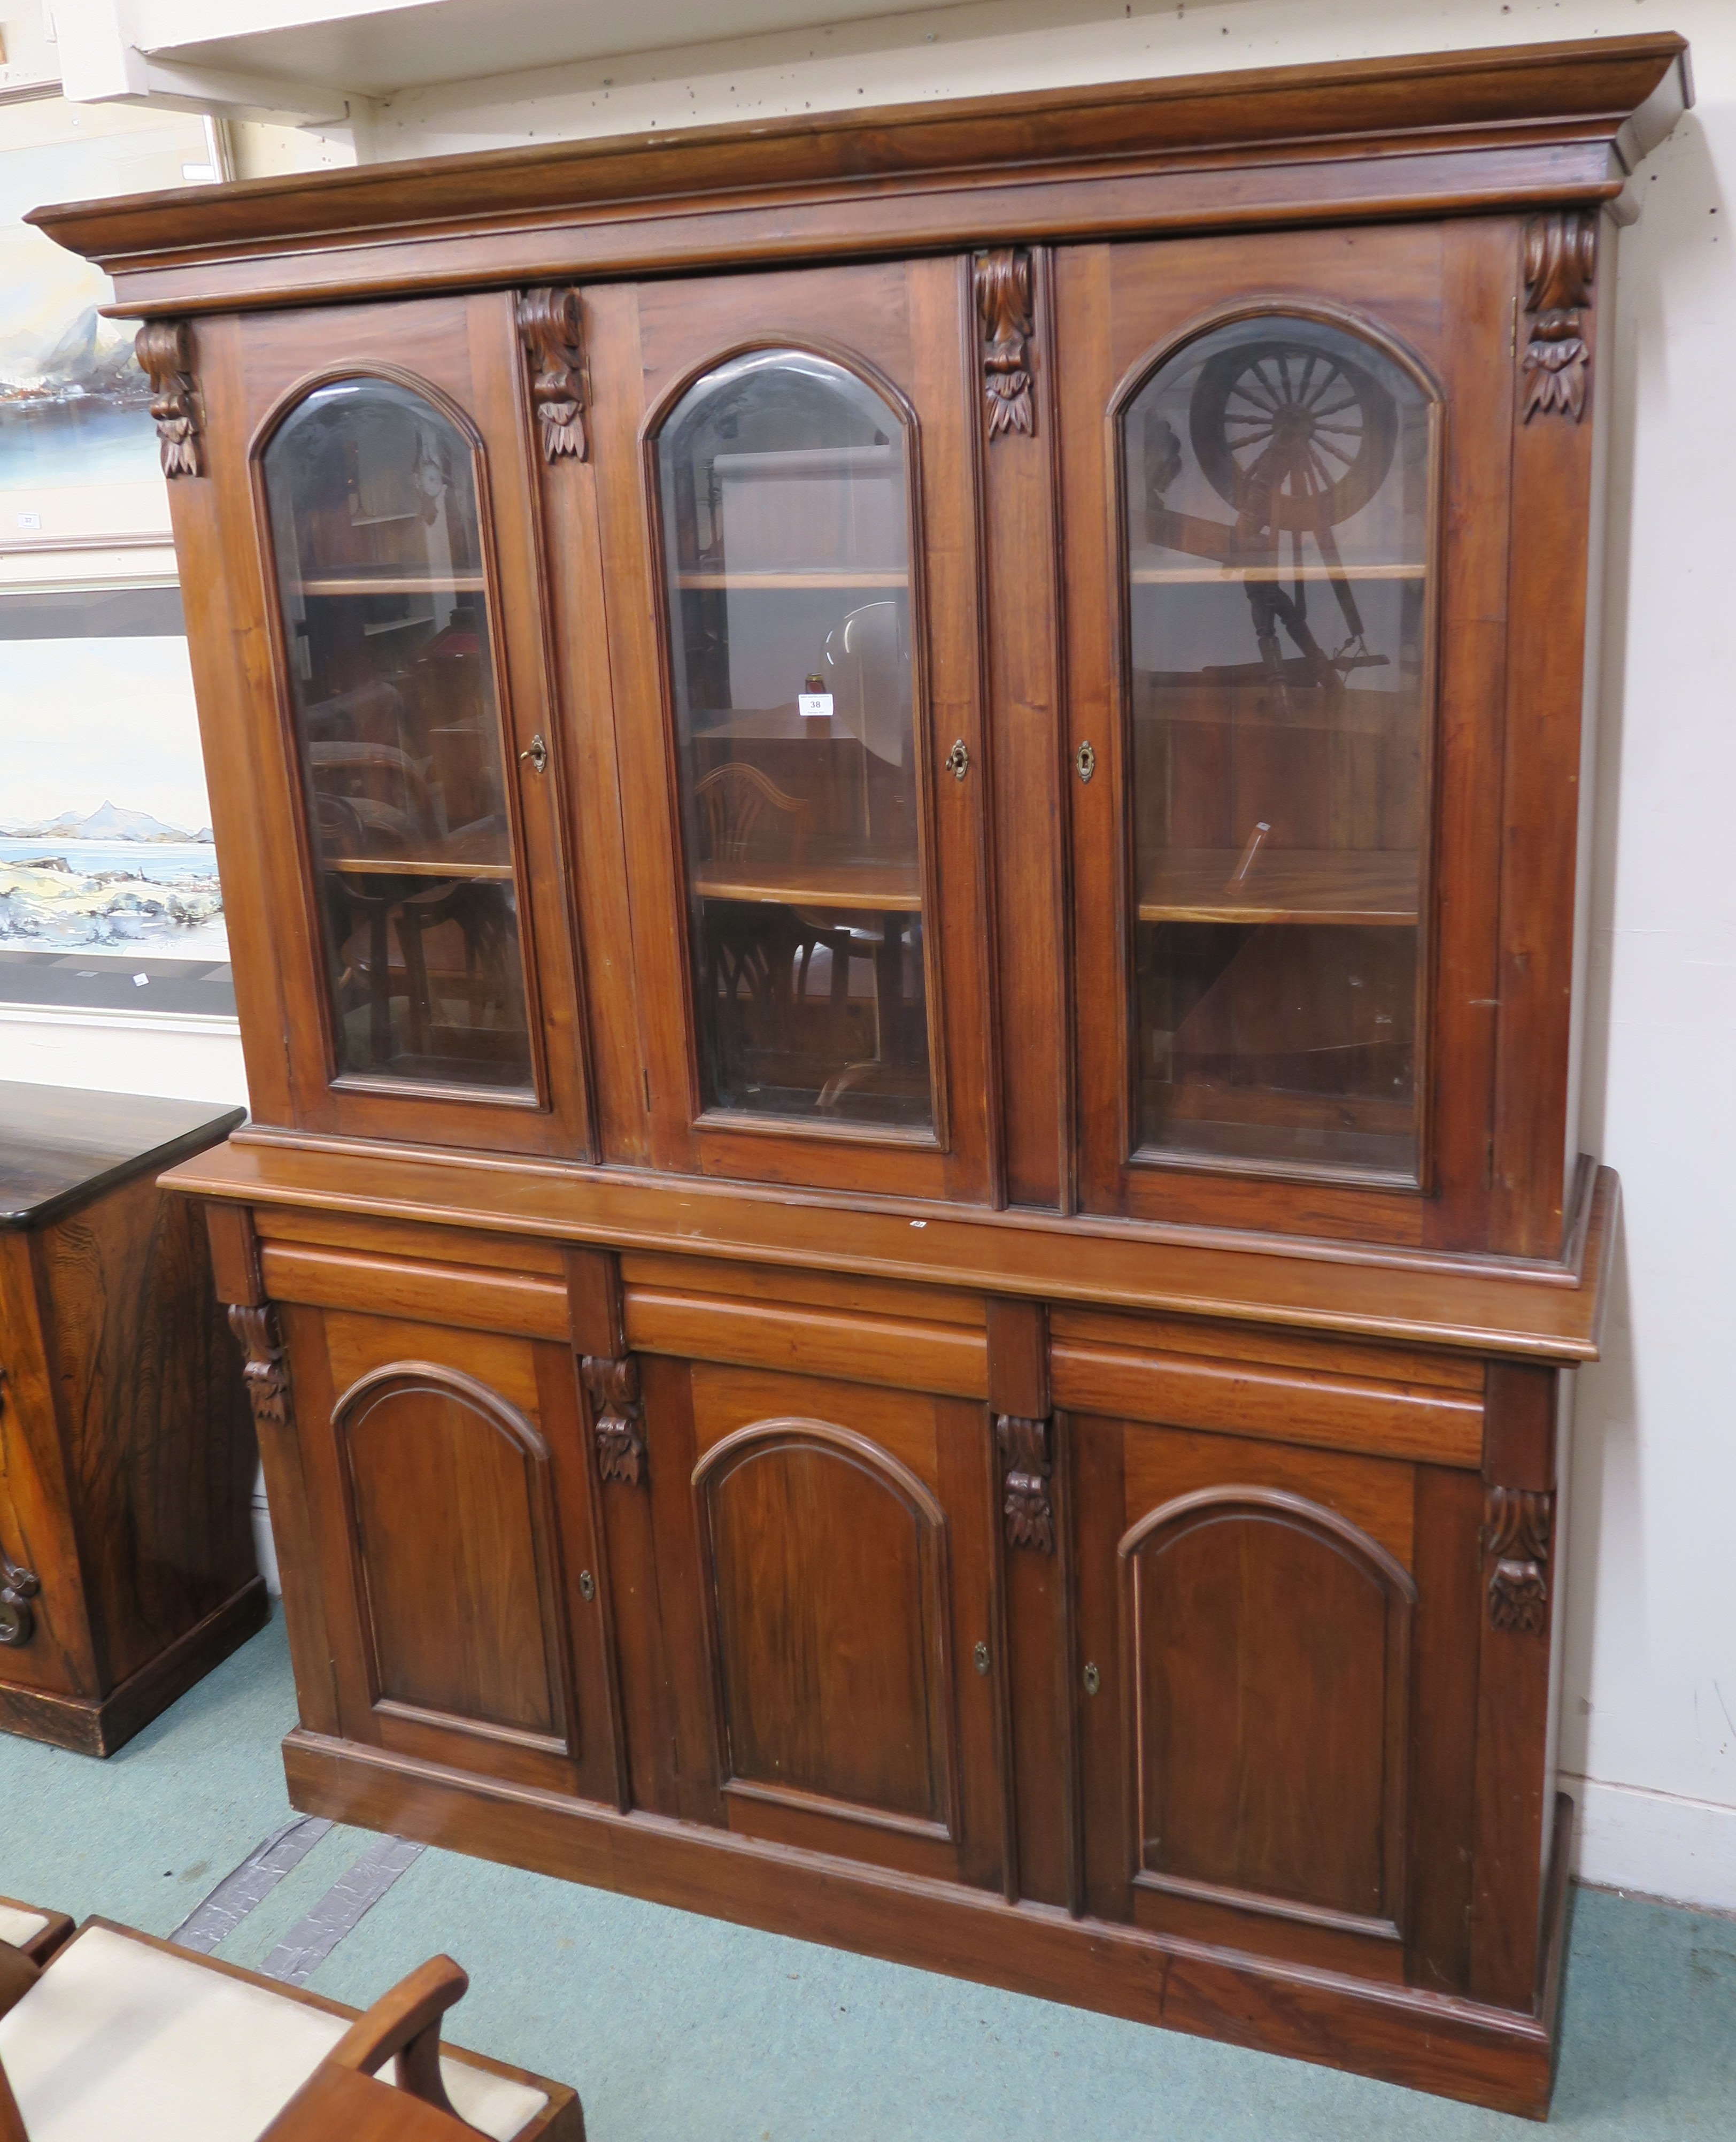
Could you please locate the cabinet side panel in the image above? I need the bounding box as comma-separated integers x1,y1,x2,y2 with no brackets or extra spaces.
37,1173,257,1691
0,1235,97,1696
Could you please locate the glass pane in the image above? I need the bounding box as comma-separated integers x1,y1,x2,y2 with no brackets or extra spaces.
1124,317,1434,1177
264,379,532,1090
657,349,931,1130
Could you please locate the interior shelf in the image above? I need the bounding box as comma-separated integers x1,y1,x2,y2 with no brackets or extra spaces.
1129,560,1428,586
692,857,921,912
326,857,514,882
1138,847,1419,926
676,569,907,590
299,574,488,596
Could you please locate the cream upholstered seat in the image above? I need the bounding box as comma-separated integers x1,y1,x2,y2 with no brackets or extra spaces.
0,1917,47,1958
0,1925,547,2142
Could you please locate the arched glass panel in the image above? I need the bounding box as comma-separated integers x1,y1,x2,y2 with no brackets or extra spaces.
264,379,531,1091
1123,317,1436,1177
657,349,930,1130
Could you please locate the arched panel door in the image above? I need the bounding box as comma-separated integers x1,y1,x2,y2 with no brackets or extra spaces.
675,1360,1002,1888
588,261,995,1201
1118,1483,1415,1955
1059,226,1512,1247
219,294,594,1155
695,1419,955,1838
334,1360,577,1782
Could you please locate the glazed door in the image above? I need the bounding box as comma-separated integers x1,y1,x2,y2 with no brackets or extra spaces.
206,295,591,1155
1059,222,1517,1246
283,1302,611,1802
588,261,995,1200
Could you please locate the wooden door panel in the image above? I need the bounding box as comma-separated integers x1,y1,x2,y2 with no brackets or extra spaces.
698,1422,951,1834
338,1365,564,1742
1078,1412,1418,1975
674,1361,1000,1883
289,1308,593,1797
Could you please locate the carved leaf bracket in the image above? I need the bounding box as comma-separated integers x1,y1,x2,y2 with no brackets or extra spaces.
582,1354,646,1486
975,249,1036,440
228,1303,290,1429
1521,211,1597,423
135,321,202,478
997,1413,1054,1554
517,287,588,463
1485,1486,1554,1634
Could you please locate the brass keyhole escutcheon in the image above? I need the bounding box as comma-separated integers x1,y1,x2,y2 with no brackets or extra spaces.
1082,1662,1101,1696
578,1569,596,1602
520,733,549,775
1075,739,1096,783
945,738,970,782
973,1640,991,1676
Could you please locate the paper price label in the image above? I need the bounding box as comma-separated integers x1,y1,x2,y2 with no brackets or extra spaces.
798,691,834,720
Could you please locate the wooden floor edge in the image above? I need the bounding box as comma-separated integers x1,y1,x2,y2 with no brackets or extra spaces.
284,1729,1560,2117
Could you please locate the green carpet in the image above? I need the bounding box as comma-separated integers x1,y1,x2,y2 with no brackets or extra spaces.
5,1609,1734,2138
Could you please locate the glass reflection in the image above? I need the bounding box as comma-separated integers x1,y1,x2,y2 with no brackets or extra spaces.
658,349,931,1129
1124,317,1434,1177
264,378,533,1091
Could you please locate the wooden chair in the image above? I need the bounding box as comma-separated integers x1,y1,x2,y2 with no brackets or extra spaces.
0,1898,581,2142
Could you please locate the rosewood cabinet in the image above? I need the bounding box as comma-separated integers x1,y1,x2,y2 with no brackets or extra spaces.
35,31,1691,2115
0,1085,264,1754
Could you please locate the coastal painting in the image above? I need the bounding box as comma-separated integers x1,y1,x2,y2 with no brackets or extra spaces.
0,109,211,540
0,621,227,960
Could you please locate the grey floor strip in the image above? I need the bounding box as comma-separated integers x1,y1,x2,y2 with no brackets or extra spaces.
168,1815,334,1954
260,1833,427,1986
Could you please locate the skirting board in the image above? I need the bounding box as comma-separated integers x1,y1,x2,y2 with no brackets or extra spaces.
286,1729,1574,2120
1568,1773,1736,1914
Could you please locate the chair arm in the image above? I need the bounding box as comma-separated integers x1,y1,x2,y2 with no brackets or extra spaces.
327,1955,469,2117
0,1949,37,2025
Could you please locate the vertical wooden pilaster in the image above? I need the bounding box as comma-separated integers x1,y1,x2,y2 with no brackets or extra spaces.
1469,1360,1559,2009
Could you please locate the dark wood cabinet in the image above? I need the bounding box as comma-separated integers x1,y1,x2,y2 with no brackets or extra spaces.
35,31,1692,2113
0,1085,265,1754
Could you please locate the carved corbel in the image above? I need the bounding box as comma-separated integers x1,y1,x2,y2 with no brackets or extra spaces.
0,1546,39,1648
1520,211,1597,423
1485,1486,1554,1634
975,249,1036,440
228,1303,290,1429
582,1355,646,1486
134,320,202,477
996,1414,1053,1553
516,288,588,462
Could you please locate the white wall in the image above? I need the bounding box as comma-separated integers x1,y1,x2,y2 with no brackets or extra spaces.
16,0,1734,1905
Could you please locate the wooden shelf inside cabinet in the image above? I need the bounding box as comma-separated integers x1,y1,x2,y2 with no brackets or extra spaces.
692,858,921,912
1138,849,1419,926
1129,558,1428,587
676,569,908,589
326,857,515,882
298,575,487,595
